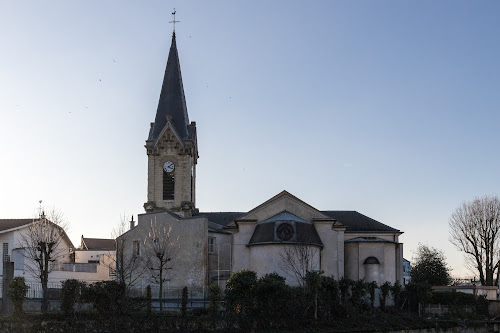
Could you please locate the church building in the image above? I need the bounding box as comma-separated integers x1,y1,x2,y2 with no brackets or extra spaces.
117,32,404,293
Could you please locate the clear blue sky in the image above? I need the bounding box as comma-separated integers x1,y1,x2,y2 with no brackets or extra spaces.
1,1,499,277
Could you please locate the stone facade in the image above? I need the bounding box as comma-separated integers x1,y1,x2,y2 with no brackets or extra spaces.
120,31,405,291
145,124,197,215
118,211,207,292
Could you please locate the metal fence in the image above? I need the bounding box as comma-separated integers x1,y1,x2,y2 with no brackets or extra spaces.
2,281,210,310
128,285,208,299
125,285,211,310
25,282,62,299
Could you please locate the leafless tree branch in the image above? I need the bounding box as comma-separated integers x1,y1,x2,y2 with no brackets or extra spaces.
18,206,70,312
449,195,500,286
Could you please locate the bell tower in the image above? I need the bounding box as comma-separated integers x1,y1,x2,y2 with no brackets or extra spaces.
144,32,198,216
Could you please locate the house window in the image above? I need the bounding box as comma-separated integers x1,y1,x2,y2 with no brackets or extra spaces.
163,170,175,200
133,240,141,256
3,243,9,262
13,249,24,270
208,237,216,254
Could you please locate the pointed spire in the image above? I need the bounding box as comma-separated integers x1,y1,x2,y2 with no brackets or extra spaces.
151,32,190,141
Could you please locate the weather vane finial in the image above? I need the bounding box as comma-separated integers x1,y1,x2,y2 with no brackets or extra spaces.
169,9,180,32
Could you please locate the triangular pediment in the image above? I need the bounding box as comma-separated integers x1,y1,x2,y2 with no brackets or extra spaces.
261,211,308,224
153,121,186,149
237,191,331,223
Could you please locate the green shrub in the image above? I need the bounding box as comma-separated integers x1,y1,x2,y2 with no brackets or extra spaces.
404,282,431,312
319,276,340,320
7,277,28,315
351,279,367,307
225,270,257,329
391,281,402,308
208,282,221,318
475,295,489,317
431,290,476,305
82,280,126,315
255,273,291,328
339,277,352,305
430,290,489,318
379,281,391,310
366,281,377,309
61,279,84,316
305,271,323,321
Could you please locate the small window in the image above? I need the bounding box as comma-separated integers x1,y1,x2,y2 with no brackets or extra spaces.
3,243,9,262
13,249,24,270
208,237,216,254
133,240,141,256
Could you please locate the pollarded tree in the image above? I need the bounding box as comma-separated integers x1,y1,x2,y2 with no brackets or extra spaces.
411,244,451,286
449,195,500,286
19,206,71,312
143,219,179,311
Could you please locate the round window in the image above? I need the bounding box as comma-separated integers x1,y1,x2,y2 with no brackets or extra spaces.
276,223,294,241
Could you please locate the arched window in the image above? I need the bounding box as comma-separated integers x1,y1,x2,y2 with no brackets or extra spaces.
364,256,380,283
163,170,175,200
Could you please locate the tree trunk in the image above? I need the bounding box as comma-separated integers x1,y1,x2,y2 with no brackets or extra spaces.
41,252,49,312
159,266,163,311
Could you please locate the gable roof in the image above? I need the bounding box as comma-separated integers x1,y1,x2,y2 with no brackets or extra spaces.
321,211,400,233
81,237,116,251
195,210,400,234
196,212,244,228
0,218,75,249
0,219,35,233
261,211,309,224
241,190,329,221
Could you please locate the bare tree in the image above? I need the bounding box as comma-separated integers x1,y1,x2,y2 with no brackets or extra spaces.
113,215,145,287
18,206,70,312
449,195,500,286
279,243,320,287
143,219,179,311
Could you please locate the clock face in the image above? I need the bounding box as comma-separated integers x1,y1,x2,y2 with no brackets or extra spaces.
163,161,175,173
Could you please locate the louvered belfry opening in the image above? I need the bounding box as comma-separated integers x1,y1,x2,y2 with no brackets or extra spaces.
163,170,175,200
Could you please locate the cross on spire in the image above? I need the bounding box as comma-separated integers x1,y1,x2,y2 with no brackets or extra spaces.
169,9,180,32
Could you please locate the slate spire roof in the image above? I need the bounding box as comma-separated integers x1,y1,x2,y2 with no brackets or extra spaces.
151,32,190,141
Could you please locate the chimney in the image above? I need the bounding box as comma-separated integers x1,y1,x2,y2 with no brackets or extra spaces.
130,216,135,230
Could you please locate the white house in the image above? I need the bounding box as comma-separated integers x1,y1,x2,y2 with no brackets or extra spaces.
0,218,114,298
74,236,116,280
